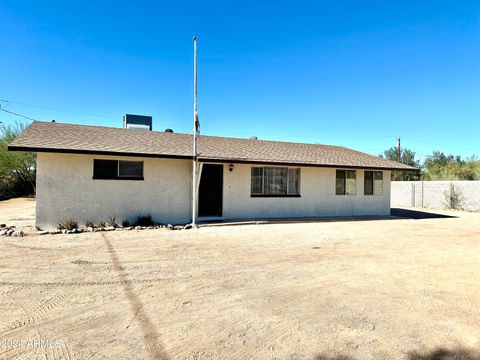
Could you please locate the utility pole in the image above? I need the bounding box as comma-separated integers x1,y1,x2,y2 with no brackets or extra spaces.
192,36,199,227
396,136,401,181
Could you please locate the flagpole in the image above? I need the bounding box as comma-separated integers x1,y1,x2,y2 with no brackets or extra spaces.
192,36,198,226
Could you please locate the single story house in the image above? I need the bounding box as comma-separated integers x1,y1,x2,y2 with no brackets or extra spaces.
9,121,417,228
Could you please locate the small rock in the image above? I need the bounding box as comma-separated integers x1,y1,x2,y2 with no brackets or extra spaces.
36,230,49,235
115,228,123,231
62,229,68,234
183,224,193,230
87,227,94,232
124,226,133,230
105,226,115,231
0,224,6,228
49,230,61,235
167,224,174,230
141,226,148,230
66,229,76,234
147,226,154,229
7,229,15,236
0,230,7,236
135,226,142,230
93,228,103,232
174,225,183,230
13,230,25,237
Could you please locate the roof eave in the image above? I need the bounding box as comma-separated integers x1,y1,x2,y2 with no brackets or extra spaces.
8,146,419,171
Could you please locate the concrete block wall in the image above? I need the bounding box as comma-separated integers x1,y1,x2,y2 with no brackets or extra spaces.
391,181,480,211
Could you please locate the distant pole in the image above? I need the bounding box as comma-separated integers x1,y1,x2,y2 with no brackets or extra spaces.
192,36,198,226
396,137,401,181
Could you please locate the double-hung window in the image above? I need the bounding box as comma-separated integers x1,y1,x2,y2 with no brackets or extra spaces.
364,171,383,195
336,170,356,195
251,167,300,196
93,159,144,180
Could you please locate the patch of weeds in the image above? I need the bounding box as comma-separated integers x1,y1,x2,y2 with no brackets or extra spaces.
96,220,106,228
84,220,95,228
444,183,465,210
106,215,118,228
121,219,130,227
58,219,78,230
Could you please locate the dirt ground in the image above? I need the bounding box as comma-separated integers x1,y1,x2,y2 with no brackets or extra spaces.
0,197,36,231
0,200,479,359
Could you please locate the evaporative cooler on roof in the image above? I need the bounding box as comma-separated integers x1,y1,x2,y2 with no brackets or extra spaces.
123,114,152,131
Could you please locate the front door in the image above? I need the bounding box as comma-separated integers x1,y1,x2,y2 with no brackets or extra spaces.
198,164,223,217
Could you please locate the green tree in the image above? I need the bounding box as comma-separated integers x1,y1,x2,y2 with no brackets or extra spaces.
422,151,478,180
380,147,421,181
0,122,36,199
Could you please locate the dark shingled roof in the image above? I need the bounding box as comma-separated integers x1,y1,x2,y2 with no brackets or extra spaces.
8,121,418,170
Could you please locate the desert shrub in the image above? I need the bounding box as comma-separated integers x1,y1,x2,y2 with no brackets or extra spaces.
106,215,118,228
84,220,95,228
121,219,130,227
58,219,78,230
96,220,106,228
135,215,154,227
444,183,465,210
0,122,36,200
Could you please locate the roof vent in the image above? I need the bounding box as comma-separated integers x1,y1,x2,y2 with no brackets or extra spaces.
164,128,174,133
250,136,258,140
123,114,152,131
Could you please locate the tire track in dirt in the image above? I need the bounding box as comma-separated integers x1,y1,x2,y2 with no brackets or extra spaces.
0,276,186,288
0,292,70,335
16,290,73,360
0,293,44,360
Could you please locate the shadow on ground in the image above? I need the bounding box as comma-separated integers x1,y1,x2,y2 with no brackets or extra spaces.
102,233,170,360
199,208,456,227
391,208,457,219
315,347,480,360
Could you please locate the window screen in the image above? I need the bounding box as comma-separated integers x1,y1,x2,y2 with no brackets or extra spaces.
119,161,143,178
264,167,287,195
346,170,356,195
374,171,383,195
251,167,263,194
251,167,300,196
288,168,300,195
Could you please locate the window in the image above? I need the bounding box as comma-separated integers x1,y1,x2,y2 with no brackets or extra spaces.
364,171,383,195
251,167,300,196
93,159,143,180
336,170,356,195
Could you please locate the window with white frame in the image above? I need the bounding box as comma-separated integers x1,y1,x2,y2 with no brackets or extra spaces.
364,171,383,195
251,167,300,196
336,169,356,195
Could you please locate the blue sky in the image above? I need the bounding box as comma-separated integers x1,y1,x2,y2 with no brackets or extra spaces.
1,1,479,161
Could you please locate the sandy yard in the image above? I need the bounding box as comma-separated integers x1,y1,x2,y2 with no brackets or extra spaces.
0,199,479,359
0,197,36,231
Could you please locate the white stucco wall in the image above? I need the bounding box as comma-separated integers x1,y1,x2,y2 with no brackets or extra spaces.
36,153,192,228
36,153,392,228
222,164,391,219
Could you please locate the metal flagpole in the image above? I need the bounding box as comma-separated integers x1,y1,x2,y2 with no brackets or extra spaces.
192,36,198,226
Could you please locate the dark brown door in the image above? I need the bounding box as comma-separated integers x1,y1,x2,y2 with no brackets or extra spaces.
198,164,223,217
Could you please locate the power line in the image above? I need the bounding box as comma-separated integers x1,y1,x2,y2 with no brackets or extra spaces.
0,104,38,121
0,99,110,119
403,136,479,153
